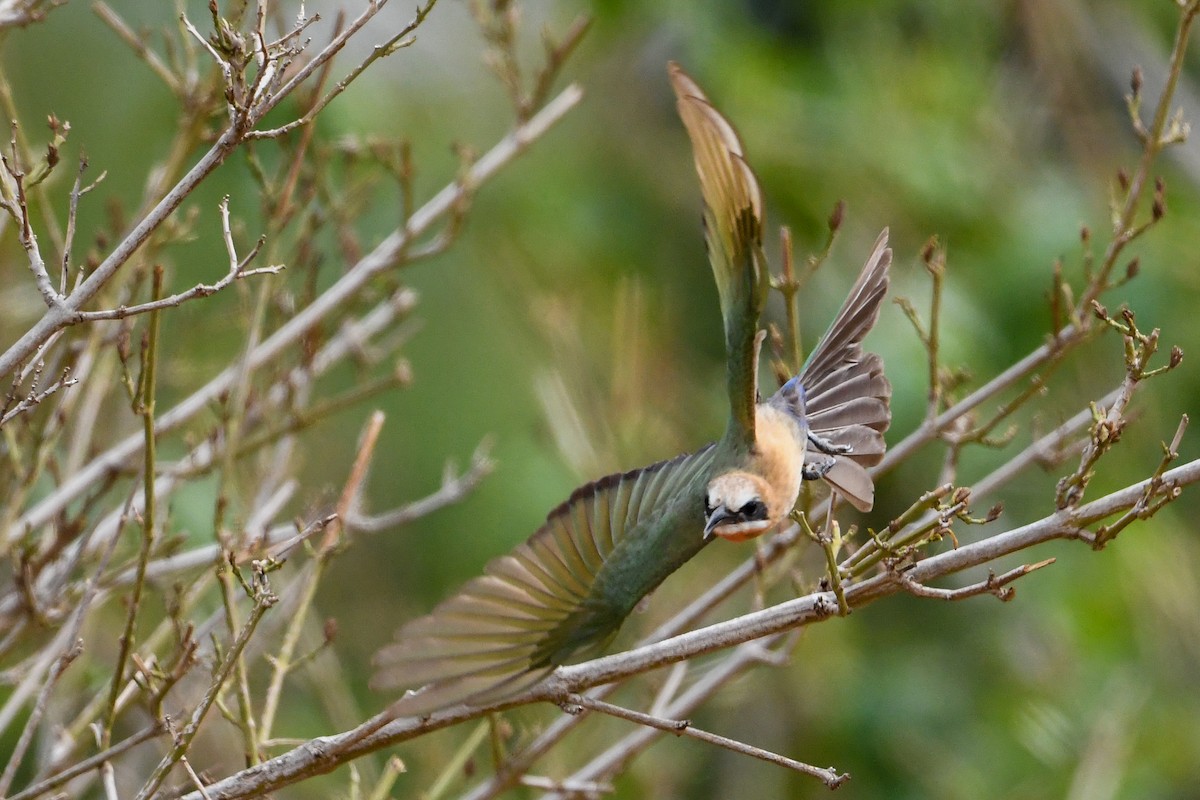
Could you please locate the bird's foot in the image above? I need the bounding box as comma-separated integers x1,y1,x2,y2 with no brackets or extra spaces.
808,430,853,455
802,456,837,481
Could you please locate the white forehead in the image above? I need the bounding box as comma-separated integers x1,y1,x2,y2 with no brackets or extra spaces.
706,472,764,507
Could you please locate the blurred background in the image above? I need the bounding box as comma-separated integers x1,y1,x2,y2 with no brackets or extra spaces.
3,0,1200,797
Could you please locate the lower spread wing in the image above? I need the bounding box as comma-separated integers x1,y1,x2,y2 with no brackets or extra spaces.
372,444,716,716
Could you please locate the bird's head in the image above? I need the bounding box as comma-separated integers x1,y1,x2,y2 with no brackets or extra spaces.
704,471,777,542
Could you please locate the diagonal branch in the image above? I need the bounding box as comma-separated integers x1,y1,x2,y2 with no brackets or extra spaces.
0,0,403,378
344,439,495,532
179,458,1200,800
564,692,849,789
9,82,583,546
74,197,282,322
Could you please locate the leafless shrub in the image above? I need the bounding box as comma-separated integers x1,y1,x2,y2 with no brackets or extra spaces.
0,1,1196,799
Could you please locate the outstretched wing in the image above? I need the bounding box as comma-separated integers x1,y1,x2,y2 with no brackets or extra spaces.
772,230,892,511
669,62,768,456
372,445,716,716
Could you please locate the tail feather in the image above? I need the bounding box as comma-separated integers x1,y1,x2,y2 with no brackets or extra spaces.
806,396,890,434
816,425,886,458
772,230,893,510
799,230,891,386
820,459,876,513
803,355,890,428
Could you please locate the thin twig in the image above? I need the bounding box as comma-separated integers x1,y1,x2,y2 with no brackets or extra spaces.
345,439,495,532
74,199,281,322
259,412,385,742
248,0,439,140
182,755,216,800
10,82,583,544
5,722,165,800
889,558,1057,602
135,564,278,800
93,2,182,94
102,267,164,748
0,368,76,426
564,693,849,789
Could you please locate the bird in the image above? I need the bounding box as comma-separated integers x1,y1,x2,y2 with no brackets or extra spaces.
371,62,892,716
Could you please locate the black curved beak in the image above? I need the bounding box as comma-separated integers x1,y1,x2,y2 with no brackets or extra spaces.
703,505,734,540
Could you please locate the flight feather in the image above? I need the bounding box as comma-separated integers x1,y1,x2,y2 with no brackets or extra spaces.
372,446,717,715
669,61,768,454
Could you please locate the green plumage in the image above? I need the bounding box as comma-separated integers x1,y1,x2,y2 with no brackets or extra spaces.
372,445,725,714
669,62,771,455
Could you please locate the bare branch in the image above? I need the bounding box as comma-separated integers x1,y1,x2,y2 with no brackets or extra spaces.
0,367,76,426
345,439,495,532
93,2,182,94
0,289,418,626
135,563,278,800
889,558,1057,602
2,3,1195,798
519,775,612,794
0,0,64,29
259,412,386,744
182,756,216,800
9,81,583,544
179,459,1200,800
74,197,282,322
5,722,165,800
0,636,81,796
565,693,850,790
0,0,405,377
529,637,793,800
248,0,439,140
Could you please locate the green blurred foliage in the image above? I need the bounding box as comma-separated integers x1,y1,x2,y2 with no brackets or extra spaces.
3,0,1199,797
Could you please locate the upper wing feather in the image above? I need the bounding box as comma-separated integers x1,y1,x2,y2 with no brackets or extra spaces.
669,62,768,455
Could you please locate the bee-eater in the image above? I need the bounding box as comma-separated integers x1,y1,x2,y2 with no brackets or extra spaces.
371,63,892,715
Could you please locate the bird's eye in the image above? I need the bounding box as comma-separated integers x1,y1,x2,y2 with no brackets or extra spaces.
703,497,714,515
739,499,766,519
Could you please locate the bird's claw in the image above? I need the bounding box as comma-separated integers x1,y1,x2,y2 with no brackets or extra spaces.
802,456,837,481
808,430,853,455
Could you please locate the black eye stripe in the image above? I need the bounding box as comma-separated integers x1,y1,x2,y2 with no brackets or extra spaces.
735,499,766,519
705,496,765,522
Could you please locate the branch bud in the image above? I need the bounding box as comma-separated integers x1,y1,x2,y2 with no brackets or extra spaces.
1152,176,1166,220
921,236,938,265
827,199,845,233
